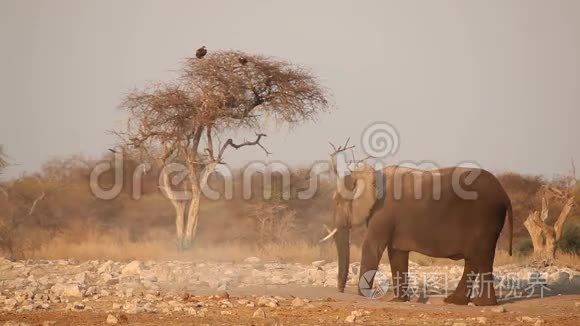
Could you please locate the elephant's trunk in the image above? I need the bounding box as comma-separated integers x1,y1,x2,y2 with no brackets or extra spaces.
334,227,350,292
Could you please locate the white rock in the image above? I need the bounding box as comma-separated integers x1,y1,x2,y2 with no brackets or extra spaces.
325,280,338,287
491,306,506,313
196,308,207,318
244,257,261,264
143,303,156,313
311,269,327,285
252,308,266,318
257,296,278,307
355,310,369,317
4,298,18,310
106,314,118,324
74,272,87,285
124,288,134,298
51,284,82,297
121,260,144,276
344,315,356,323
270,275,289,285
70,301,85,311
84,286,97,297
291,297,305,307
3,322,31,326
476,317,487,324
312,260,326,268
518,316,544,324
570,275,580,288
548,271,570,287
98,261,114,274
124,302,144,314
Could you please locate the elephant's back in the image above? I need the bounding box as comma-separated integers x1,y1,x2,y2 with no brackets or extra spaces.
382,165,509,204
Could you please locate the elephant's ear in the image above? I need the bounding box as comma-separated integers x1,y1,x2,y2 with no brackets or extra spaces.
350,168,377,227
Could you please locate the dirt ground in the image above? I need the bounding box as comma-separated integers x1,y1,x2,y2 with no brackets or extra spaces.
1,286,578,325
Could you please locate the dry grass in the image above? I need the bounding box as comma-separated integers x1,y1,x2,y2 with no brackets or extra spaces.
553,251,580,269
30,230,181,261
26,227,341,263
29,233,355,264
24,228,579,269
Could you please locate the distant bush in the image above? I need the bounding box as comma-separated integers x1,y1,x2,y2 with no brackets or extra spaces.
513,238,533,256
558,222,580,254
511,222,579,257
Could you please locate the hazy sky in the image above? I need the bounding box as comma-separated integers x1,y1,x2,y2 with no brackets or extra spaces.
1,0,579,178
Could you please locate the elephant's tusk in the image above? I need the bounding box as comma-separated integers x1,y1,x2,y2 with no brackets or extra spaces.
319,228,338,242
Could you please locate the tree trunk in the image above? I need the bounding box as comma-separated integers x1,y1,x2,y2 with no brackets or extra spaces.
523,196,574,264
523,213,545,259
161,172,188,250
544,234,557,262
182,163,216,248
183,183,201,249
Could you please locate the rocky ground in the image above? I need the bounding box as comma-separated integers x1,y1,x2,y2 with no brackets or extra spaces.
0,257,579,325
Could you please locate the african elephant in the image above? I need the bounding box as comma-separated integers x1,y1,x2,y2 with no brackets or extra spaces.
321,164,513,306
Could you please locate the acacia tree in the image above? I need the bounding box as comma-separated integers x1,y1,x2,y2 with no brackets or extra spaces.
119,50,329,249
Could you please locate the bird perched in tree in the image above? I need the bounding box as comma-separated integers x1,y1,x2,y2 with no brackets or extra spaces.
196,46,207,59
238,56,248,65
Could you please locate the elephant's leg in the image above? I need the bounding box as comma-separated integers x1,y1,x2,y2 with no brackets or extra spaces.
444,259,477,305
358,230,389,297
472,256,498,306
387,248,410,302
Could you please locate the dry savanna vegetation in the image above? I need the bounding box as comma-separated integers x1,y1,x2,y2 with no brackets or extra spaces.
0,151,578,267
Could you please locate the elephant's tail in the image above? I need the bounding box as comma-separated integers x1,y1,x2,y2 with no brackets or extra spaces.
506,201,513,256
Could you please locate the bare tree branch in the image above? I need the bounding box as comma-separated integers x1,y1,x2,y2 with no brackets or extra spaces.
217,133,271,161
205,126,215,161
329,137,354,156
554,197,574,240
571,157,577,181
24,177,47,216
0,145,8,174
328,138,355,175
28,191,45,216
